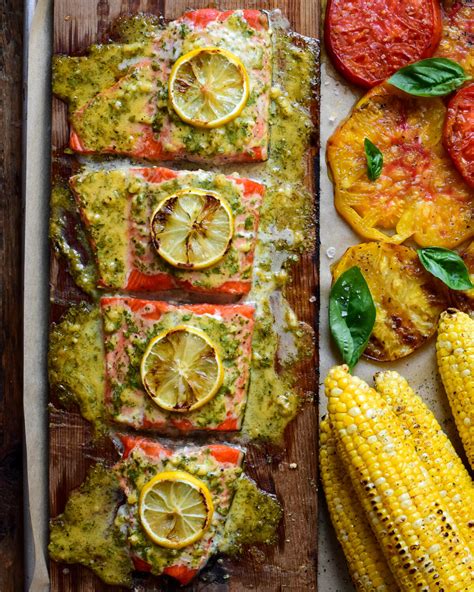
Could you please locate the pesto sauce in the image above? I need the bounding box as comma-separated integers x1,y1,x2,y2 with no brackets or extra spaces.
221,476,282,554
50,185,98,296
49,464,133,586
52,14,160,111
240,27,317,442
49,304,107,435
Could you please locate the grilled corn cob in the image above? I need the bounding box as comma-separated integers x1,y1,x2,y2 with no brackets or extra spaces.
437,309,474,470
320,418,399,591
325,365,474,591
374,370,474,552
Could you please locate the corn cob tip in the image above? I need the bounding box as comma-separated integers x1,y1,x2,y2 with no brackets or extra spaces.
436,306,474,470
373,370,408,390
438,307,472,328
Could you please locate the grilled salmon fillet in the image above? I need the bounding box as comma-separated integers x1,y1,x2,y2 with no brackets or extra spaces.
101,297,255,432
70,166,264,296
68,9,272,163
116,435,244,584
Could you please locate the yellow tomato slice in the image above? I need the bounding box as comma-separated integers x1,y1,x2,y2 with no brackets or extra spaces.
331,242,448,361
327,84,473,249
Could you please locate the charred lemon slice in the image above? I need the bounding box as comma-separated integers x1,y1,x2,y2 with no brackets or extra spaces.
141,325,224,412
151,189,234,270
139,470,214,549
327,84,473,249
168,47,250,128
332,242,448,361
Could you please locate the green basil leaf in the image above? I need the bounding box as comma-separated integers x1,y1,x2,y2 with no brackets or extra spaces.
329,266,376,370
364,138,383,181
418,247,474,291
388,58,469,97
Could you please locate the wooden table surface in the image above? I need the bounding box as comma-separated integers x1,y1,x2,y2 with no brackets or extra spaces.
0,0,25,589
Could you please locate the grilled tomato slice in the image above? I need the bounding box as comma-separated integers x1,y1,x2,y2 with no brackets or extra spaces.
331,242,448,361
327,84,473,248
325,0,442,88
451,241,474,313
444,83,474,188
435,0,474,77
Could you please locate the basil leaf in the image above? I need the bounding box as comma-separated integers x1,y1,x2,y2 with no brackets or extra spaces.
418,247,474,291
329,266,376,370
364,138,383,181
388,58,469,97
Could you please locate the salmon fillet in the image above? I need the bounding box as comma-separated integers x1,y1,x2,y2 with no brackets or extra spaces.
70,166,264,295
101,297,255,432
69,9,272,163
116,435,243,584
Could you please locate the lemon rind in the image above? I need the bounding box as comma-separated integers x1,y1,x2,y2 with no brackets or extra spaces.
150,188,234,270
168,46,250,129
139,470,214,549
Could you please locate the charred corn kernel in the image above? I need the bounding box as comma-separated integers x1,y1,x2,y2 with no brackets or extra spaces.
374,370,474,551
320,418,399,591
325,365,474,591
437,309,474,470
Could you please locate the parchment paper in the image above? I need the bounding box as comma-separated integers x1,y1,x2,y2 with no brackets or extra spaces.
23,0,51,590
317,53,466,590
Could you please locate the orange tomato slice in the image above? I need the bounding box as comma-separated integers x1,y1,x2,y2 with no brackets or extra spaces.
327,84,473,248
435,0,474,78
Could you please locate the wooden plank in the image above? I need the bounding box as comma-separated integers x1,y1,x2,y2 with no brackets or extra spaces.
0,0,25,589
50,1,319,590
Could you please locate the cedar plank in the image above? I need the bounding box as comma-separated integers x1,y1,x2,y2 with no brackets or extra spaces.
50,1,319,590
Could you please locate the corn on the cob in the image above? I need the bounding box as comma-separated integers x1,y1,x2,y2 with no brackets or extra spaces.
320,418,399,591
374,370,474,552
325,365,474,591
437,308,474,470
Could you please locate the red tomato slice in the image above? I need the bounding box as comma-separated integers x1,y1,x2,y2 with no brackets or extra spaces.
444,83,474,188
325,0,442,87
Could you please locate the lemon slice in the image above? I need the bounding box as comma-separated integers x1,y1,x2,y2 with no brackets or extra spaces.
141,325,224,412
139,470,214,549
168,47,250,128
150,189,234,270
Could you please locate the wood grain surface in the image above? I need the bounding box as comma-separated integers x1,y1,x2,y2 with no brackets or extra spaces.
50,1,319,590
0,1,25,590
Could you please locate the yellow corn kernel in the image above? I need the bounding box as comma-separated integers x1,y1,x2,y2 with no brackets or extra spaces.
325,365,474,591
320,418,399,591
374,370,474,552
437,309,474,470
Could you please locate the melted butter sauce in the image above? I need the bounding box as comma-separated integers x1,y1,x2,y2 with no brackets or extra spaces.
49,11,317,584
